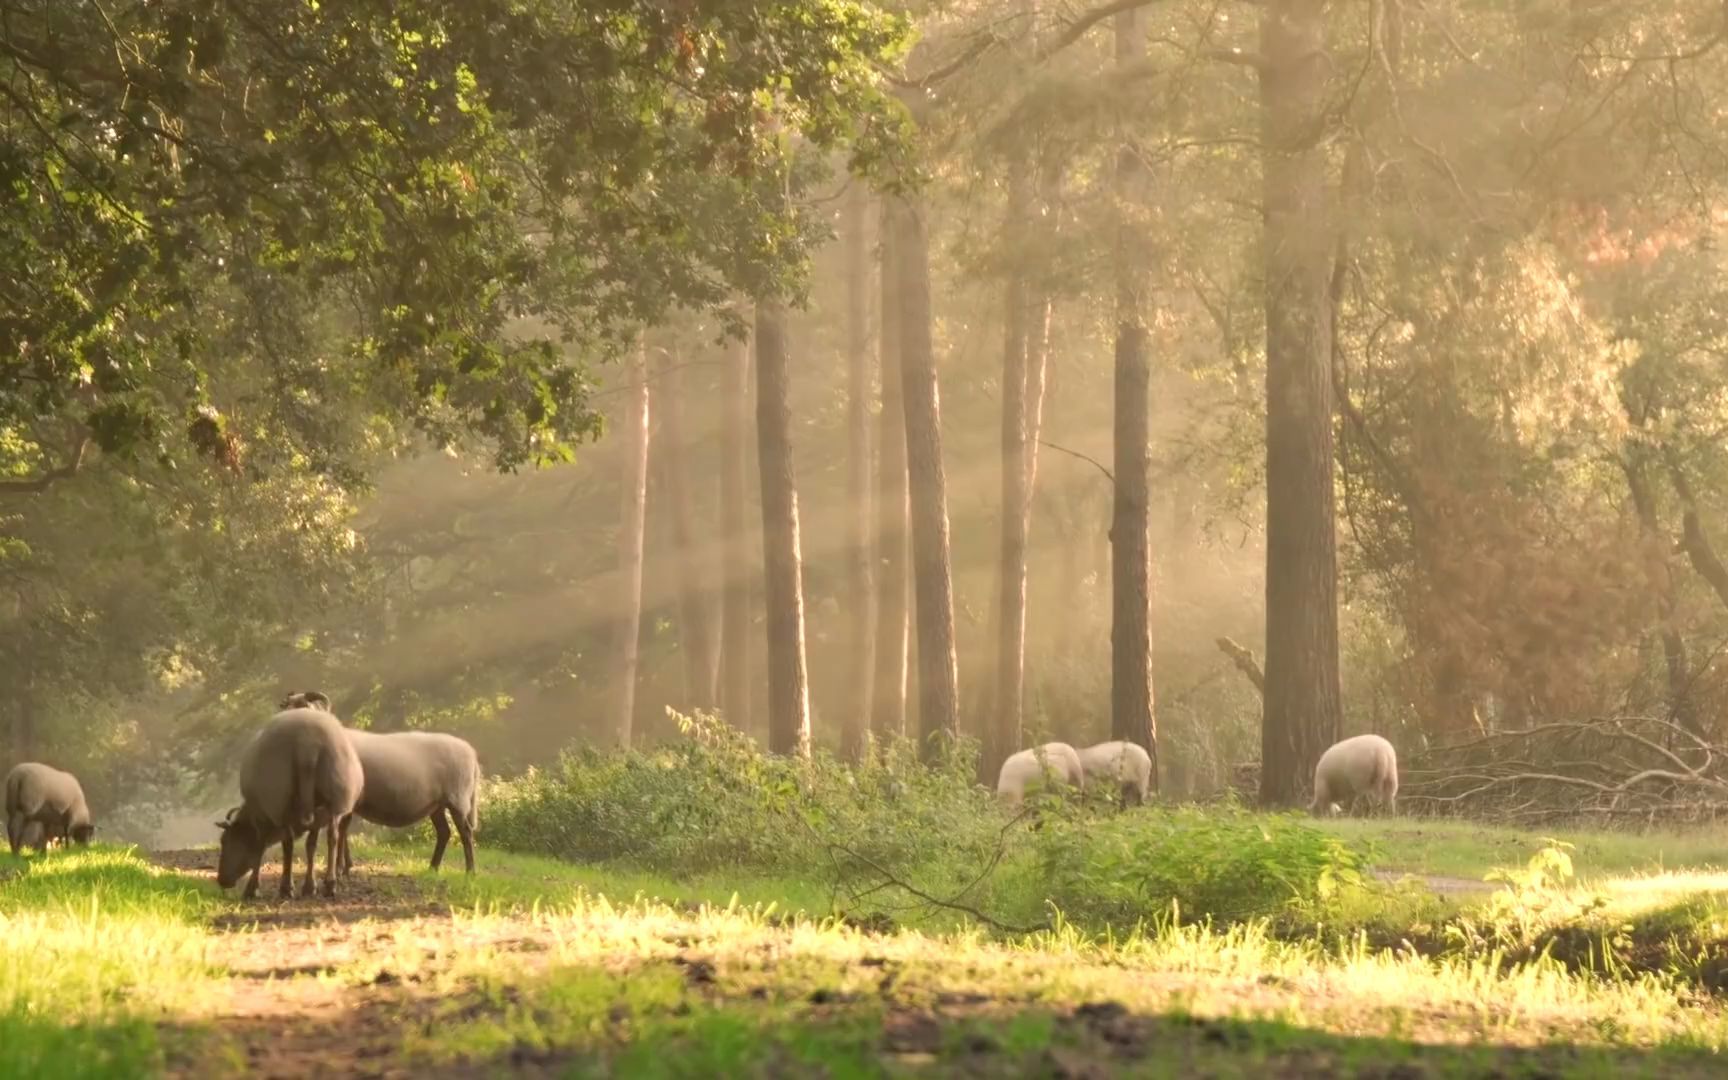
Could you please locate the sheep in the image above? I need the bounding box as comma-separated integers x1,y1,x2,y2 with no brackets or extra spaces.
338,729,481,875
276,690,480,875
215,705,363,899
1075,740,1153,806
995,742,1087,807
1310,733,1399,817
4,763,95,855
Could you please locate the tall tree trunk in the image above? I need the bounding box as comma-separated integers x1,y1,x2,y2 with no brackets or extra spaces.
889,195,960,761
842,180,877,761
1258,0,1343,807
986,163,1033,786
1624,451,1697,739
653,340,719,710
1110,10,1157,783
719,332,753,731
873,201,912,742
754,301,812,757
613,336,652,748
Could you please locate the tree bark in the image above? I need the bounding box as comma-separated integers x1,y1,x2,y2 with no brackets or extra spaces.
889,195,960,761
754,301,812,757
842,180,877,762
718,332,753,731
653,340,719,710
1258,0,1344,807
873,200,912,742
612,336,652,748
986,164,1032,787
1110,9,1157,784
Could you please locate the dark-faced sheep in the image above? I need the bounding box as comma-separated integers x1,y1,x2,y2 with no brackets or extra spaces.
1310,734,1399,817
996,742,1086,807
1075,741,1153,806
5,763,95,855
216,705,363,899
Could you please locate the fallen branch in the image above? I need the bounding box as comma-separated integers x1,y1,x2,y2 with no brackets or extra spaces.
1214,637,1265,696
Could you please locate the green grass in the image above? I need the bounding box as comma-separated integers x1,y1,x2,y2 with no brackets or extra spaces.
1315,818,1728,883
0,846,227,1077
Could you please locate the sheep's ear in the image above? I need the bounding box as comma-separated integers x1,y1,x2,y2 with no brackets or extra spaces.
214,820,229,831
305,692,331,710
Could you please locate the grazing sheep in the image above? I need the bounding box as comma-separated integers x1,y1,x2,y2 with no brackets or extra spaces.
996,742,1087,807
216,706,363,899
339,729,481,875
1076,741,1153,806
1310,734,1399,817
4,763,95,855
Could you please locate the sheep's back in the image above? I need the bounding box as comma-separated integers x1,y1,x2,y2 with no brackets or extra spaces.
240,708,360,828
348,730,475,827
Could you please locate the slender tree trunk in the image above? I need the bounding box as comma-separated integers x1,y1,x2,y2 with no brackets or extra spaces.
1110,10,1157,784
653,340,719,710
613,336,652,748
842,181,877,761
986,164,1033,786
873,202,912,742
719,332,753,731
889,195,960,761
754,301,812,757
1258,0,1343,807
1624,448,1701,740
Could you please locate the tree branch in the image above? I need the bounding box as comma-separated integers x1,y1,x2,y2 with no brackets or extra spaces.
1215,637,1265,696
1038,439,1114,484
0,437,90,498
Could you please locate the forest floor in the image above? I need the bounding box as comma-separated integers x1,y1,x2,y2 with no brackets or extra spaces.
6,821,1728,1077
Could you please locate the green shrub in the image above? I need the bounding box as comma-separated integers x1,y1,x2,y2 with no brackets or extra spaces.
1034,805,1370,928
479,710,1005,881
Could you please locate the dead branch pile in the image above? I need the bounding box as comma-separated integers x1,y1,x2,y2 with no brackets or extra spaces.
1401,716,1728,824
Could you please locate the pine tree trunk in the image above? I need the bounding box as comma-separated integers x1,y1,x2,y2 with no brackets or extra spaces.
754,301,813,757
613,336,652,748
842,180,877,761
889,195,960,761
873,201,912,742
1110,10,1156,782
653,341,719,710
719,332,753,731
1258,0,1343,807
986,164,1033,786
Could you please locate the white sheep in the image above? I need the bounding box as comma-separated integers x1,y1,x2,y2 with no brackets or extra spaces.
1310,734,1398,816
1075,741,1153,806
995,742,1086,807
4,763,96,854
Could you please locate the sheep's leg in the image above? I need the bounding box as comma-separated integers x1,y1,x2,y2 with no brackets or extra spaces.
302,823,321,898
337,814,354,878
428,808,452,871
6,812,22,857
320,819,339,898
244,855,262,900
277,828,296,899
450,805,476,874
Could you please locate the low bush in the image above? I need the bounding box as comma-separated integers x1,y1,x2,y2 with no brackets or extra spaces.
479,710,1006,881
1033,805,1370,928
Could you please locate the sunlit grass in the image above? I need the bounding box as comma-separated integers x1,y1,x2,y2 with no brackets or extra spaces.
0,846,226,1076
1316,818,1728,883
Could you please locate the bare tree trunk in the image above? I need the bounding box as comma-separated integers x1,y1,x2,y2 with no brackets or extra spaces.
719,332,753,731
889,195,960,761
613,336,652,748
754,301,812,757
842,180,877,761
873,202,912,743
1258,0,1343,807
653,340,719,710
986,164,1033,786
1624,451,1698,739
1110,10,1157,785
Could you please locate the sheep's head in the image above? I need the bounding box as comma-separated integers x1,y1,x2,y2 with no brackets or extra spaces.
278,690,332,712
214,807,265,888
68,823,95,845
